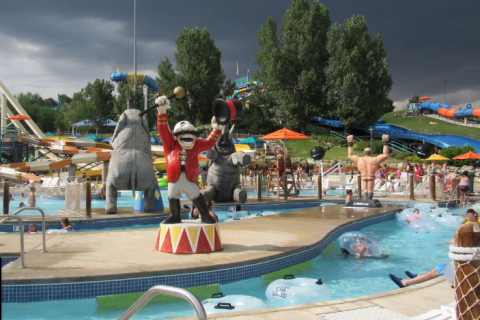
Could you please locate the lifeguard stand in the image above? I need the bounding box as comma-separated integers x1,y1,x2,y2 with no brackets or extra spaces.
266,157,298,198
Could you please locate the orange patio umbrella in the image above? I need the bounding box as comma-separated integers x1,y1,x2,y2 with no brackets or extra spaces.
8,114,31,121
419,97,431,101
453,151,480,165
261,128,311,141
261,128,311,158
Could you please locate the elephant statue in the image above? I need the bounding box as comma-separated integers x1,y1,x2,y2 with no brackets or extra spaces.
105,108,156,213
202,124,251,203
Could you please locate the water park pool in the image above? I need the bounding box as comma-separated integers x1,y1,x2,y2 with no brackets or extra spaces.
1,204,458,320
5,188,344,215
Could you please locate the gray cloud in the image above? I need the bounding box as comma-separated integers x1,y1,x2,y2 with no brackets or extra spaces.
1,0,479,110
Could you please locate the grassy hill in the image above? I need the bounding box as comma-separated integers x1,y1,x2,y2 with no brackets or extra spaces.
381,110,480,136
284,111,479,162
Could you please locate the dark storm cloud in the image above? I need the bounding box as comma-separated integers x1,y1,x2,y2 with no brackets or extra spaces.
1,0,479,109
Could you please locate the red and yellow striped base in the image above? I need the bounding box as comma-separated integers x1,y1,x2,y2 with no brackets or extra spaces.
155,222,223,254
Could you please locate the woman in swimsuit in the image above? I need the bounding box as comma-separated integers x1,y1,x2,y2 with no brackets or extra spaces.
457,171,471,207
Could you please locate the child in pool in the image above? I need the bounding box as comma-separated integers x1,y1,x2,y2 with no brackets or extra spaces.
61,218,73,230
345,189,353,204
28,224,37,234
405,208,421,223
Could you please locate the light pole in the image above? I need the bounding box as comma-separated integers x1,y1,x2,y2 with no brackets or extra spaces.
133,0,137,104
247,69,249,80
369,127,373,150
444,80,447,104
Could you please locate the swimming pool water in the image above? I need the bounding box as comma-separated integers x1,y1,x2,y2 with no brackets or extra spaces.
1,215,455,320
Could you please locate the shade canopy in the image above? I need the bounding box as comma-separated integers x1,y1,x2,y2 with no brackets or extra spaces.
453,151,480,160
261,128,311,140
238,136,266,144
44,132,58,137
425,154,450,161
419,97,431,101
72,119,118,127
8,114,31,121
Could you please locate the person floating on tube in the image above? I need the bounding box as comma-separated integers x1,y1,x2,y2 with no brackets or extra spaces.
155,95,224,224
347,134,389,199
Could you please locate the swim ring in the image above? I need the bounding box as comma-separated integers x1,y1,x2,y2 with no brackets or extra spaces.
265,275,330,307
46,229,74,233
408,220,441,232
158,177,168,187
443,261,455,286
202,292,268,314
338,231,384,258
433,216,461,229
226,207,250,220
396,208,432,223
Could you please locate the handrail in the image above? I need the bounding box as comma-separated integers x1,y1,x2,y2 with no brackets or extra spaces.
1,215,25,268
118,285,206,320
323,162,342,178
11,207,48,253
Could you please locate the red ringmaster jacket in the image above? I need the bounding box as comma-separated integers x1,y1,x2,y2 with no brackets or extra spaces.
157,114,221,183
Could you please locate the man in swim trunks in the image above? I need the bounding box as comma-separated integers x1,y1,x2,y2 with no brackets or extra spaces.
347,134,389,199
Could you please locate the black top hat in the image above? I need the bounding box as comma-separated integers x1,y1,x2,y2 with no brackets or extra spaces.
212,98,243,125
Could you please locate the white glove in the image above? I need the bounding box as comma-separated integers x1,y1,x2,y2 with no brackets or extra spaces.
155,95,170,114
211,116,225,132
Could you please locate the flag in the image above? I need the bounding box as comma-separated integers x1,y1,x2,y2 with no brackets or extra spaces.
236,61,239,76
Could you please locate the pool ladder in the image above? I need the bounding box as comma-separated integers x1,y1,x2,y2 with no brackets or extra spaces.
118,285,207,320
0,207,48,268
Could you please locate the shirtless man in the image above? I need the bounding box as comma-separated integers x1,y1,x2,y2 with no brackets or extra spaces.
347,134,389,199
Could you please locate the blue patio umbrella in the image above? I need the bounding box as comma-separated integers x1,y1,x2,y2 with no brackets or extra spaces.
45,132,57,137
85,134,104,142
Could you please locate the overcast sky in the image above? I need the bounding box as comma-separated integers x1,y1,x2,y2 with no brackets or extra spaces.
1,0,479,110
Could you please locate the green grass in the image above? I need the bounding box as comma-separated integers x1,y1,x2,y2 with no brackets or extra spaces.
284,139,364,161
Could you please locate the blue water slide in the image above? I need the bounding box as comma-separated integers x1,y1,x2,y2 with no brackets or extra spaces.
358,124,480,152
110,72,163,94
311,116,344,128
419,101,480,119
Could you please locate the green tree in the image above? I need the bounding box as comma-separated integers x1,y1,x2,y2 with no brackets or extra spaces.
408,95,420,105
254,0,331,133
241,86,276,134
326,15,394,133
71,79,116,133
156,27,229,126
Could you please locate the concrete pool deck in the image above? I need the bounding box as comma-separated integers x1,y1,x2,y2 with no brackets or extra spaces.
1,201,459,319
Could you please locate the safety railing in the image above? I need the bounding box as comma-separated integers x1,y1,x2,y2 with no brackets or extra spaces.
1,215,25,268
389,141,415,153
1,207,48,268
323,162,342,178
118,285,206,320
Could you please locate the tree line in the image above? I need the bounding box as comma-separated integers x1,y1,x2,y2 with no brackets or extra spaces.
9,0,393,136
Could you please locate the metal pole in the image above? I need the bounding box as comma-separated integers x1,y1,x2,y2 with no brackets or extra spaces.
357,173,362,199
257,172,262,200
283,175,288,201
85,177,92,218
318,174,322,200
3,179,9,215
133,0,137,103
409,172,415,200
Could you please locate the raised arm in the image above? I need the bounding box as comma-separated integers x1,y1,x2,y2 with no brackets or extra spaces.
347,135,359,163
376,134,390,163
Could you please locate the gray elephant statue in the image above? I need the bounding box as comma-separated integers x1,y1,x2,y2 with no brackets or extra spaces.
202,124,251,203
105,109,156,213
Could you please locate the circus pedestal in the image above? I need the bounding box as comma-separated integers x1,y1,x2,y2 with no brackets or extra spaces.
155,222,223,254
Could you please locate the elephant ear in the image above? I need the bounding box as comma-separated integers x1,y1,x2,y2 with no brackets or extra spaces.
111,113,127,145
